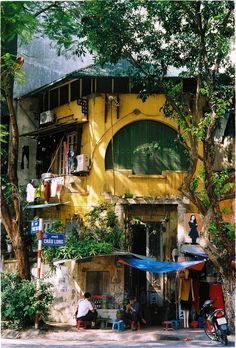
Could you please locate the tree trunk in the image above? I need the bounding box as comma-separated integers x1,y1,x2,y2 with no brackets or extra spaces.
222,271,235,332
1,89,31,280
1,184,31,280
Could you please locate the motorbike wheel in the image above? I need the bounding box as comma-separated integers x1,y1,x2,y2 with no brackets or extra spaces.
204,325,217,341
220,332,228,346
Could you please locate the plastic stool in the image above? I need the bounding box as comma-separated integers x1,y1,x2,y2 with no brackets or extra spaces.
131,321,141,330
162,321,174,331
77,320,88,330
112,319,125,331
171,320,180,330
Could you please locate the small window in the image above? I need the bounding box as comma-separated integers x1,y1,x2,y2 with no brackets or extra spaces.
114,77,129,93
86,271,109,295
58,132,78,174
96,77,112,93
81,77,92,96
50,88,59,109
71,80,81,101
60,85,69,105
43,91,49,112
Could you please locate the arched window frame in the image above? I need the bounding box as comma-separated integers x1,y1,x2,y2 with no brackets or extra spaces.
105,120,189,175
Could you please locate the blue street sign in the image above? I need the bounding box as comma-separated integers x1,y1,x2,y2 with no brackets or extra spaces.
42,233,65,247
31,220,40,234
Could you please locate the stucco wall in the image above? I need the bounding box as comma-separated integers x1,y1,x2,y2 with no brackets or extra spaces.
37,256,124,324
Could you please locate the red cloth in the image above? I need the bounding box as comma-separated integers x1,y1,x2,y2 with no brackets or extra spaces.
43,180,50,203
209,283,225,309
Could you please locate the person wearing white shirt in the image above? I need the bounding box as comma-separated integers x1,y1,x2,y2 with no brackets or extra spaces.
76,292,97,328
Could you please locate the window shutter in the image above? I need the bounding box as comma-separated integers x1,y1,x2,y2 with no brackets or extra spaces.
105,120,189,173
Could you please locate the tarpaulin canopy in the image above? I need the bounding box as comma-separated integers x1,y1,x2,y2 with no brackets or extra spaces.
117,257,205,274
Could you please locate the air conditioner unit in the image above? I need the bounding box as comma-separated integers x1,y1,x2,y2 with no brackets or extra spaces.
73,154,90,173
39,110,54,125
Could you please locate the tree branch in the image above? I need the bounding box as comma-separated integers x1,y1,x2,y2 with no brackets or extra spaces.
24,2,59,18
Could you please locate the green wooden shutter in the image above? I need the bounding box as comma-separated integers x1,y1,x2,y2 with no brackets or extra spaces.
105,120,189,173
132,121,149,174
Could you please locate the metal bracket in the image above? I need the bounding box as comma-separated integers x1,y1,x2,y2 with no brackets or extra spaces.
77,98,88,119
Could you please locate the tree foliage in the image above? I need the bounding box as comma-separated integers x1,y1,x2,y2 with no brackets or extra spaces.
1,272,53,329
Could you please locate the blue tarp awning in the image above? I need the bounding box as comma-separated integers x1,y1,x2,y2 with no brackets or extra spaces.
117,257,205,274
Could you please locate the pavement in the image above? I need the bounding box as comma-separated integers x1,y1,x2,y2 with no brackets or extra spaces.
1,322,235,344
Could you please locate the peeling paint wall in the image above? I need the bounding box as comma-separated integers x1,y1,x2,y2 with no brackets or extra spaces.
35,256,124,324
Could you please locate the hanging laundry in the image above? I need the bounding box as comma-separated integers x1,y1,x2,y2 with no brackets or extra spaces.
50,177,64,198
34,186,41,201
50,178,57,197
26,182,35,202
56,177,64,202
43,180,51,203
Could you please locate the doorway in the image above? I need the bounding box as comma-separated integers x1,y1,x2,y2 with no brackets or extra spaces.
124,223,147,303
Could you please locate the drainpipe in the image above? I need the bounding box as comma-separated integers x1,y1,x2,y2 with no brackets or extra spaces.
109,96,116,196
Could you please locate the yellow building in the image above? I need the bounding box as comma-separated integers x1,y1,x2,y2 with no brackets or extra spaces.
16,61,233,324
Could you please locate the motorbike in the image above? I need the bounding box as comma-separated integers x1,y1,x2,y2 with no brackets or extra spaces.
200,299,229,346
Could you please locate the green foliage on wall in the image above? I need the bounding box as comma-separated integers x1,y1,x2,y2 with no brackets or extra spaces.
42,203,126,265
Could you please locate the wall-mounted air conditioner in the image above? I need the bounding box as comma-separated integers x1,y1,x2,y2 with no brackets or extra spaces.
39,110,54,125
73,154,90,173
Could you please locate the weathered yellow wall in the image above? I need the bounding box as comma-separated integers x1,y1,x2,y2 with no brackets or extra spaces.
48,93,189,222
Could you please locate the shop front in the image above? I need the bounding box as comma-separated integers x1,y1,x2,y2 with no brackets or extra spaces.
178,244,225,328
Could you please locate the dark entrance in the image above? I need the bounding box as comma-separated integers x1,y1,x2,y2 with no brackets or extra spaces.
124,223,147,303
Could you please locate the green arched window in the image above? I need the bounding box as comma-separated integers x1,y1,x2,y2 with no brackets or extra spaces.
105,120,189,175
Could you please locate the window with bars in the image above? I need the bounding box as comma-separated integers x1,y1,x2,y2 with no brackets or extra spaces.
105,120,189,174
58,132,78,175
86,271,109,295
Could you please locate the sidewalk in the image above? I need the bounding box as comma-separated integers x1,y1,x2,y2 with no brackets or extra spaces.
0,322,217,343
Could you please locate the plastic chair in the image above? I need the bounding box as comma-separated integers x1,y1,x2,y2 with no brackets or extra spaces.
171,319,180,330
112,319,125,331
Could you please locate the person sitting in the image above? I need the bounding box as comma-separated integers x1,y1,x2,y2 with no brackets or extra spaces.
76,292,97,328
124,296,145,330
